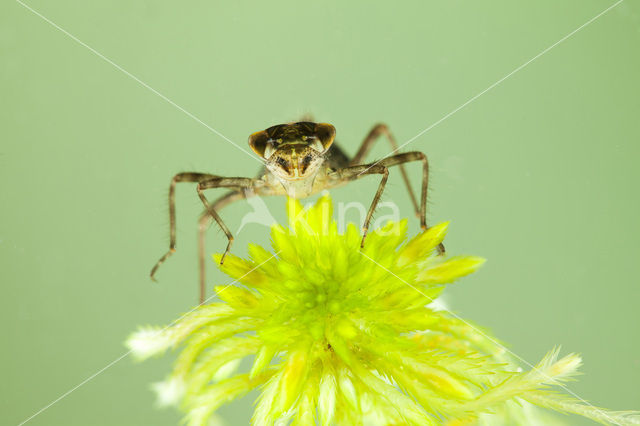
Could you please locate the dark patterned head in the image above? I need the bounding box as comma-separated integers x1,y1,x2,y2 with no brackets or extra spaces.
249,122,336,183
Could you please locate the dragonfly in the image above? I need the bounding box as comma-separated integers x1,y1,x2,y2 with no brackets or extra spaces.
150,121,443,302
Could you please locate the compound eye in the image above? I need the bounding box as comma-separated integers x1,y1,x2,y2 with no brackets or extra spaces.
248,130,274,158
314,123,336,151
249,130,282,159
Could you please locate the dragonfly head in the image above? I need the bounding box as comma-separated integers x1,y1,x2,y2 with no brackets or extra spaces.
249,122,336,196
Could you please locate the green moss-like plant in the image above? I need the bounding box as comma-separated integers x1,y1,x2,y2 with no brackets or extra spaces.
127,195,639,425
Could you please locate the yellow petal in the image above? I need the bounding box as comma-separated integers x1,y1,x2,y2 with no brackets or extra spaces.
397,222,449,267
286,197,305,227
336,318,358,340
249,345,275,379
318,369,337,426
411,363,474,400
248,243,275,265
291,392,316,426
273,350,309,415
337,367,359,410
271,225,297,263
417,256,486,284
214,253,249,276
215,285,259,310
306,193,333,234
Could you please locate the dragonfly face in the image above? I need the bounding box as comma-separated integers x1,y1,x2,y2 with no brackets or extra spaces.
249,122,336,197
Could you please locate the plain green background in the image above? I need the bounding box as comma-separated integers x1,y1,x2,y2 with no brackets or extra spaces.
1,0,639,425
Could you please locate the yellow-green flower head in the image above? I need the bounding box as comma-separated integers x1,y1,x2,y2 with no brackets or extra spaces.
127,195,639,426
